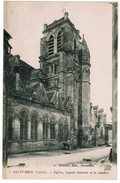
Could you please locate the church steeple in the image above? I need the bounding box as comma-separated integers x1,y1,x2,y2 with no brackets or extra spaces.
39,12,91,146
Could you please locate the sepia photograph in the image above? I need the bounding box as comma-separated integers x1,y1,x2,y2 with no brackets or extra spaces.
3,1,117,180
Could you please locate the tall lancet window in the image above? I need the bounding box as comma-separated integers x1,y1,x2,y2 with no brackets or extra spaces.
31,113,38,140
58,122,64,141
48,35,54,56
20,111,28,140
43,116,49,139
8,108,13,141
57,31,62,51
64,121,69,141
74,39,77,58
50,117,55,139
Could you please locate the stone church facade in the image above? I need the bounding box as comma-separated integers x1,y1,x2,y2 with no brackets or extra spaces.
4,12,109,154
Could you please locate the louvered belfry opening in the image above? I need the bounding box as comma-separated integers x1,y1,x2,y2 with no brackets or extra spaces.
57,31,62,50
48,35,54,56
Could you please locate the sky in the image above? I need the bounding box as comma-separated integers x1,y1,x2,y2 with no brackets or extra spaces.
4,1,112,122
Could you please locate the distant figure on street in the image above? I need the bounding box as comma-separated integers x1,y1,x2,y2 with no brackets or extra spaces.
63,133,72,150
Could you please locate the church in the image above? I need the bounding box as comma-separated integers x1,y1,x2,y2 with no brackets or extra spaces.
3,12,110,154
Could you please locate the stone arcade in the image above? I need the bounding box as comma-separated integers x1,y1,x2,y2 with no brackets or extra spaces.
3,12,109,154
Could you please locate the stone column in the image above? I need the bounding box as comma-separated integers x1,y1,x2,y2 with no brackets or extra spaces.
13,115,20,140
54,38,57,54
78,59,91,136
66,73,74,103
37,119,43,140
53,64,55,75
48,123,50,139
58,52,66,96
69,120,72,135
16,73,20,91
55,122,58,140
28,117,31,140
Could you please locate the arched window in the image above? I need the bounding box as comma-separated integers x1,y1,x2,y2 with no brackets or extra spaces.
54,63,59,74
57,31,62,51
8,108,13,141
20,111,28,140
54,64,57,74
64,121,69,141
50,64,53,75
74,39,77,58
50,117,55,139
58,122,64,141
43,116,48,139
48,35,54,56
31,113,38,140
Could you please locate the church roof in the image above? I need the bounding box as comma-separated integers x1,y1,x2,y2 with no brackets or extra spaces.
4,29,13,49
47,91,55,102
26,81,38,88
46,90,72,110
63,96,72,109
47,90,64,108
4,29,12,39
25,81,49,103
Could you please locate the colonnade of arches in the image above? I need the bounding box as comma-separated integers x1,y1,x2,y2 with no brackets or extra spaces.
8,108,69,142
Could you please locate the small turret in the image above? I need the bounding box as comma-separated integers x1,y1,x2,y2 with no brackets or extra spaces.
82,34,90,59
44,24,47,31
64,12,69,19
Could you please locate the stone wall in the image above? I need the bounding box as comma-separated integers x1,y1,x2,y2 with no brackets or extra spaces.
8,96,71,154
8,140,63,154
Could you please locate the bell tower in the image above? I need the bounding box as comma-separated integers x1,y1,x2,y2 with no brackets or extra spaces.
39,12,91,147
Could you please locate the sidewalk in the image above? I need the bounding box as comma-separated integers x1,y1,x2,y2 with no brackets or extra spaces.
8,146,111,167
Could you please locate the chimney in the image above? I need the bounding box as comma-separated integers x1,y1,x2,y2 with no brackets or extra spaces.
64,12,69,19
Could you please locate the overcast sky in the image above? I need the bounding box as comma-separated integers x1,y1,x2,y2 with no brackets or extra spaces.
4,1,112,122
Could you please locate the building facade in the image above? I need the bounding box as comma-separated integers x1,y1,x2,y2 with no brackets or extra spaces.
3,12,109,155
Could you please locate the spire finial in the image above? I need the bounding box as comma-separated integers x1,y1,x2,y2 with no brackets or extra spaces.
61,8,69,19
61,7,66,14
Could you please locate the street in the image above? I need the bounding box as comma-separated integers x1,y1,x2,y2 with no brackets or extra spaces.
7,146,111,167
4,145,117,180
